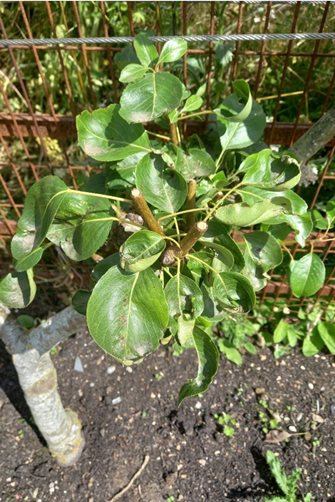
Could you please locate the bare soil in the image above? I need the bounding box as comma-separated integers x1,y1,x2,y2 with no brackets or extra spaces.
1,326,335,502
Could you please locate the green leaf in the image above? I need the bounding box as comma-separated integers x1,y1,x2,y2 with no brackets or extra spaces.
241,247,268,291
72,290,91,315
239,186,308,215
11,176,70,266
0,269,36,308
91,253,120,282
177,317,196,348
318,322,335,354
165,274,204,318
302,331,324,357
176,148,216,180
119,63,148,83
158,38,187,64
217,340,242,365
216,81,265,151
181,95,203,113
266,451,289,496
289,253,326,297
87,265,169,362
213,271,255,312
239,150,301,190
216,200,282,227
120,72,183,123
178,327,219,405
15,246,45,273
200,240,234,272
205,220,245,270
120,229,166,272
136,154,187,212
273,319,289,343
17,314,35,329
218,80,253,122
134,34,158,66
266,213,313,247
76,104,151,161
46,192,112,261
244,231,283,272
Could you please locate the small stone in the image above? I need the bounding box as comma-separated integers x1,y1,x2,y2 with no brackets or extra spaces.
100,428,106,438
106,386,113,395
288,425,297,432
330,403,335,416
151,393,156,399
195,401,202,409
78,389,84,398
255,387,266,395
260,355,267,361
107,365,116,375
308,383,314,390
198,459,206,466
296,413,303,422
74,356,84,373
311,413,324,424
126,367,133,373
112,396,122,405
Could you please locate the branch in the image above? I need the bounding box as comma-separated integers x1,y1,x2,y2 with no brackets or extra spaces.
0,304,86,356
131,188,164,235
291,105,335,163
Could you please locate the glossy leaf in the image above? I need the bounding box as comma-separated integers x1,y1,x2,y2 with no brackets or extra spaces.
119,63,148,83
136,154,187,212
158,38,187,64
177,317,196,348
216,81,265,151
318,322,335,354
120,229,166,272
217,340,242,365
165,274,204,318
181,95,203,113
213,271,255,312
240,186,307,215
76,104,151,161
218,80,253,122
239,150,301,190
200,240,234,272
120,72,183,123
11,176,70,266
244,231,283,272
241,246,268,291
176,148,216,180
289,254,326,298
302,331,324,357
91,253,120,282
72,290,91,315
87,265,169,363
0,269,36,308
47,192,112,261
273,319,289,343
178,327,219,405
205,220,245,269
216,200,282,227
133,34,158,66
15,246,45,273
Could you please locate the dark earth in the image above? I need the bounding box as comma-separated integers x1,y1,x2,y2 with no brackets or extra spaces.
1,323,335,502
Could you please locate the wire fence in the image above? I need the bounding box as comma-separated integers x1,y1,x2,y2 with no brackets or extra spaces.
0,1,335,315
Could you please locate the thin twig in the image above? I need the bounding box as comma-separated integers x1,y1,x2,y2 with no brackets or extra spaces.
109,455,150,502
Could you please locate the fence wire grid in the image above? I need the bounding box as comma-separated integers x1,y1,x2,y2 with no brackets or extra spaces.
0,1,335,316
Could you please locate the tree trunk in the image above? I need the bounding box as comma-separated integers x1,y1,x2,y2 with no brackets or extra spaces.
0,304,86,466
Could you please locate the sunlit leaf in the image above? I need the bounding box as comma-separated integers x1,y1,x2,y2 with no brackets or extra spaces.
289,253,325,297
178,327,219,405
120,229,166,272
87,265,169,362
77,104,151,161
0,269,36,308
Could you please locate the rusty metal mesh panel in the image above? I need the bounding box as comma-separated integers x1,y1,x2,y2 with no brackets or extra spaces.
0,1,334,313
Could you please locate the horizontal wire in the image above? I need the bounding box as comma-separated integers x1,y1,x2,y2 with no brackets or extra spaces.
0,32,335,48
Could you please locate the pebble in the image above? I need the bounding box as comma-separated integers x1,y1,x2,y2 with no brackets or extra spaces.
74,356,84,373
107,365,116,375
112,396,122,405
330,403,335,416
126,367,133,373
308,382,314,390
198,459,206,466
288,425,297,432
195,401,202,409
